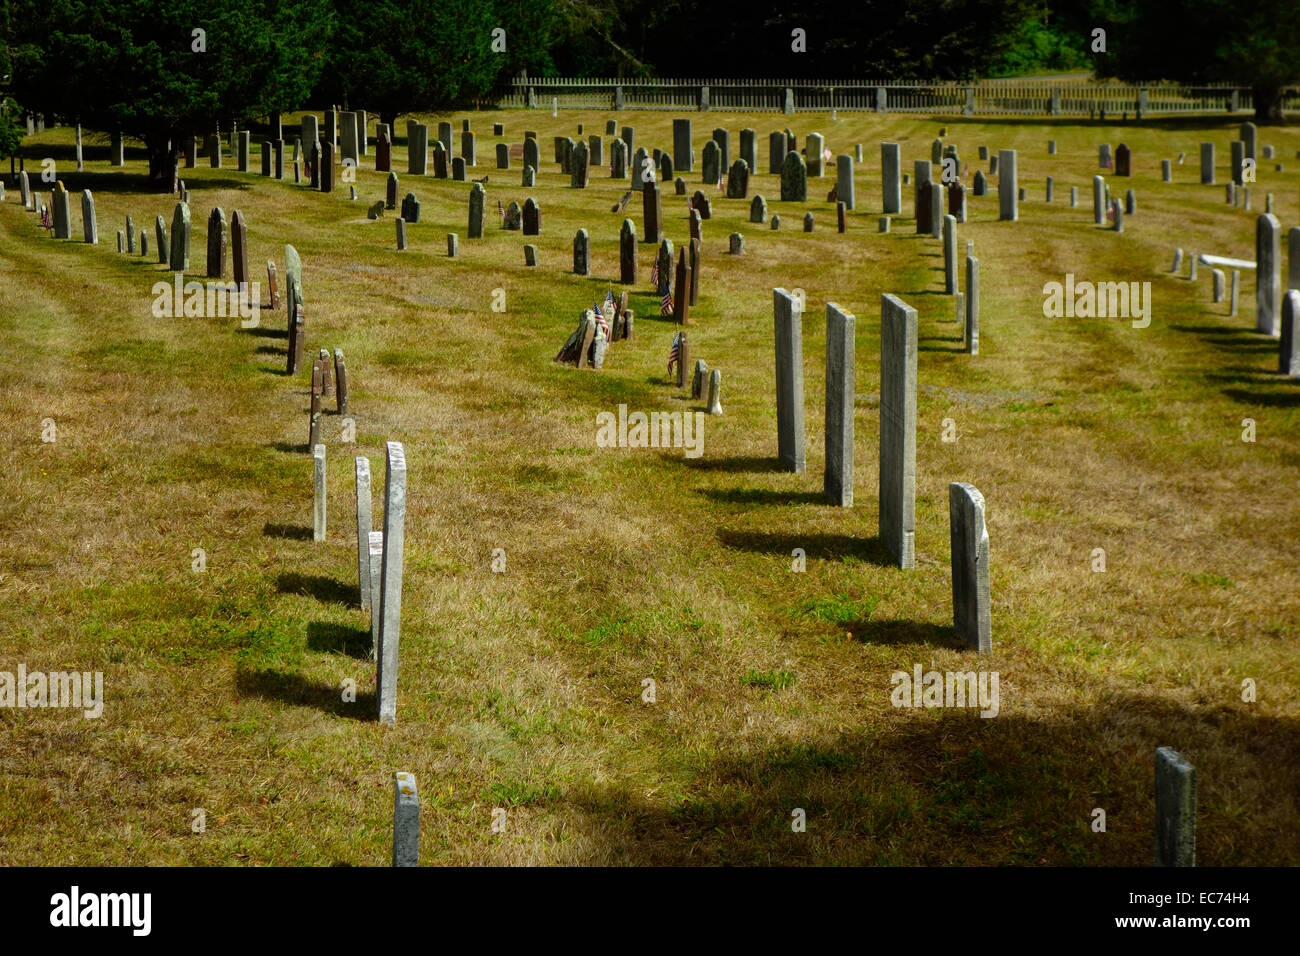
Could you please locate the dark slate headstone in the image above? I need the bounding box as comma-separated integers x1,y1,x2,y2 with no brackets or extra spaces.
769,130,787,174
1115,143,1131,176
452,156,466,181
643,181,662,243
750,194,767,223
205,207,226,278
523,197,540,235
386,172,399,209
780,151,807,201
504,200,521,230
701,140,721,185
726,159,749,199
573,228,590,275
468,183,485,239
619,218,637,284
496,142,510,169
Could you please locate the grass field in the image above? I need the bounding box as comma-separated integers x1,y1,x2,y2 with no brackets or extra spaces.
1,109,1297,865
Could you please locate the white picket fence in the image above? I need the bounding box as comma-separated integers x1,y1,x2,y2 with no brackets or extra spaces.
475,78,1294,116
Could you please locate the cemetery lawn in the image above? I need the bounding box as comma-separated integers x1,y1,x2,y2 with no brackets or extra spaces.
1,112,1297,866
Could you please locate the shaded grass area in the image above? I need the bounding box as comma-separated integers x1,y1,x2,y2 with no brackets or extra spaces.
0,110,1297,866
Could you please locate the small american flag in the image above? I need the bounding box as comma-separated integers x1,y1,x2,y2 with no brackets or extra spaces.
593,302,610,338
716,175,723,191
649,259,660,287
603,289,616,313
40,207,51,230
667,332,681,373
497,199,504,218
661,281,673,316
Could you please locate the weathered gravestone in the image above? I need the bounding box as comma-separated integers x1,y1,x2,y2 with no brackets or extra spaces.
673,118,693,172
619,219,637,283
672,247,691,324
688,238,701,306
950,482,992,653
773,288,805,474
1241,121,1258,161
880,293,918,569
408,122,428,175
573,228,590,275
589,134,603,167
965,256,980,354
824,302,855,507
376,124,391,172
750,194,768,223
1257,213,1282,337
81,190,97,244
1200,143,1215,185
998,149,1018,221
780,151,807,202
400,192,420,223
504,200,522,230
468,183,485,239
726,159,749,198
523,137,540,174
392,772,419,867
169,202,191,271
1155,747,1196,867
570,140,590,188
376,442,407,727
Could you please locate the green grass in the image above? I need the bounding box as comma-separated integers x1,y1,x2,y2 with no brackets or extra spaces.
1,109,1297,866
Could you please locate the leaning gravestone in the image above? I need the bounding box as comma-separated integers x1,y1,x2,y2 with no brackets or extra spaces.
880,293,918,569
773,288,806,474
1200,143,1215,185
824,302,855,507
950,482,992,653
780,151,807,202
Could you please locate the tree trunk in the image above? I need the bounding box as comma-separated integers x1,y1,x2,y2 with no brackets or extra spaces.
145,131,179,192
380,112,399,132
1254,85,1285,125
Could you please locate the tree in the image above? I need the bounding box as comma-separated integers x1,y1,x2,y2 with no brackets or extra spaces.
1091,0,1300,124
0,96,24,163
318,0,502,129
3,0,332,190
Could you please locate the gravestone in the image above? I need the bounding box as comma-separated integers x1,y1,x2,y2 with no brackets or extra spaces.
1289,228,1300,291
452,157,466,181
368,531,383,655
632,148,651,191
368,200,385,220
1125,189,1136,215
522,164,535,187
880,293,918,569
333,349,348,415
688,238,701,305
701,140,721,185
523,197,540,235
274,139,284,179
655,239,674,297
707,368,722,415
621,125,634,156
929,183,943,238
156,216,168,264
803,212,815,232
589,134,603,166
81,190,97,244
931,137,944,165
524,244,538,266
1099,143,1111,169
711,127,730,168
691,192,711,220
773,288,806,474
673,118,692,172
835,155,857,214
837,201,846,234
972,170,987,196
573,228,590,275
1231,140,1245,185
950,482,992,653
948,182,967,223
1155,748,1196,867
750,194,768,223
643,182,661,243
1257,213,1281,337
237,130,250,172
740,129,757,175
1115,143,1131,176
570,140,589,188
169,202,191,271
313,444,327,542
1093,176,1106,224
321,141,337,192
1280,290,1300,376
965,256,979,354
386,172,399,209
1112,200,1124,232
998,149,1018,221
729,232,744,254
51,184,71,239
619,219,637,283
437,122,452,155
610,138,627,178
913,160,932,229
461,130,476,167
266,260,280,309
231,209,249,295
504,200,522,230
726,159,749,198
674,176,686,196
1241,121,1257,160
376,442,407,727
942,215,958,294
468,183,485,239
824,302,856,507
392,772,419,867
261,139,272,176
523,137,539,174
496,143,509,169
806,132,824,177
769,131,787,174
780,151,807,202
771,215,781,229
1045,176,1054,203
1200,143,1215,185
672,247,691,324
400,192,420,223
691,360,709,399
208,134,223,169
408,122,428,175
395,218,406,250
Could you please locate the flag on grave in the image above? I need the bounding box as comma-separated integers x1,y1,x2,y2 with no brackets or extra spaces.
497,199,504,218
667,332,681,374
716,175,723,191
593,302,610,338
661,282,673,316
649,259,660,288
